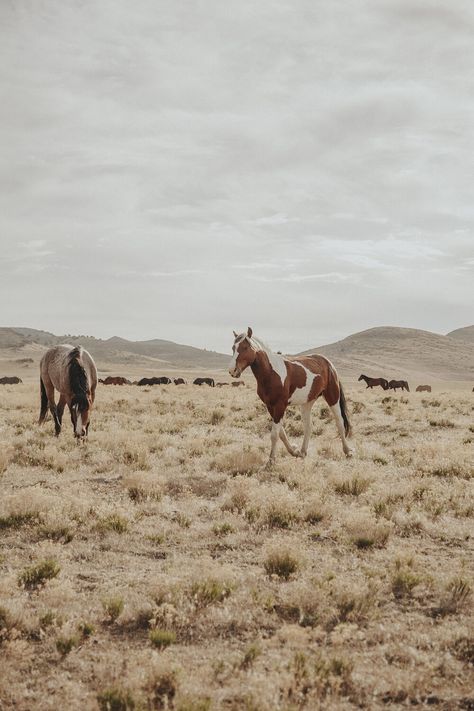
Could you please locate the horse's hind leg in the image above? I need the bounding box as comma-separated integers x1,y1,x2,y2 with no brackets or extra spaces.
324,385,353,458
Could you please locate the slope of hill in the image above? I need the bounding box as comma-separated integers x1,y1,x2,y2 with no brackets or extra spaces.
447,325,474,344
298,326,474,382
0,327,229,370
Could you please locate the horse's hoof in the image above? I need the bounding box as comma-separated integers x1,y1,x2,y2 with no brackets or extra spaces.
344,448,354,458
292,449,306,458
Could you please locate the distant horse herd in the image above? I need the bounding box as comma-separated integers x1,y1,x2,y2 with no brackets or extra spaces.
0,333,471,464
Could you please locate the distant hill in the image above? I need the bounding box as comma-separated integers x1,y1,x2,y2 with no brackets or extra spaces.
446,325,474,344
298,326,474,382
0,327,229,370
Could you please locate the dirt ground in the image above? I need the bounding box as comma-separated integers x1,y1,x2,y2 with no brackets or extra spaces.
0,381,473,710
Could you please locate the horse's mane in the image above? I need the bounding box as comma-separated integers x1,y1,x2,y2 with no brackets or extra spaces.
248,335,274,354
68,347,89,411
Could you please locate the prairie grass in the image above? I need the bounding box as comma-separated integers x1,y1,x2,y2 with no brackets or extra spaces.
0,381,472,709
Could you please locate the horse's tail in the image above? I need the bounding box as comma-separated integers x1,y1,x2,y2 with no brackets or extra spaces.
39,377,48,424
339,383,352,438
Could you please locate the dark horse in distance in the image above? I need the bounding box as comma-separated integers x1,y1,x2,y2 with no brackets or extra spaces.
358,374,389,390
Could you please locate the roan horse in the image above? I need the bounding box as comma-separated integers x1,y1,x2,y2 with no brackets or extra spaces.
358,374,389,390
39,345,97,439
229,328,353,466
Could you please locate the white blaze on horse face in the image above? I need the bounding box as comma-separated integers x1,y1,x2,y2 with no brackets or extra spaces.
228,335,244,376
288,362,321,405
75,409,83,436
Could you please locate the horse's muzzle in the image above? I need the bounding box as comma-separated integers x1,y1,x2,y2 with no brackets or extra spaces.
229,367,241,378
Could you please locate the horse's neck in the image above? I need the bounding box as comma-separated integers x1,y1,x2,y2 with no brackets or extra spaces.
251,349,285,387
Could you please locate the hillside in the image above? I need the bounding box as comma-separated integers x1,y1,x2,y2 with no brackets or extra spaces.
298,326,474,382
0,327,229,371
447,325,474,344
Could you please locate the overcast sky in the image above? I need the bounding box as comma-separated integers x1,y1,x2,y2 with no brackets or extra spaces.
1,0,473,354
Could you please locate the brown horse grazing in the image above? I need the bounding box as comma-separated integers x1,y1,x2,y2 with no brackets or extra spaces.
231,381,245,387
174,378,187,385
388,379,410,392
0,376,22,384
416,385,432,393
229,328,353,466
358,374,389,390
39,345,97,439
100,376,131,385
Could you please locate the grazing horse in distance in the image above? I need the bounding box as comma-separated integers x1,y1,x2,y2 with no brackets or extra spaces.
229,328,353,467
216,382,229,387
39,345,97,439
416,384,432,393
358,374,389,390
388,379,410,392
101,376,131,385
193,377,215,387
174,378,187,385
138,376,171,386
0,376,22,384
231,381,245,387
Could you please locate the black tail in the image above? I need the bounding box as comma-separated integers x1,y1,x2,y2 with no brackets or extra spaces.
339,383,352,438
39,377,48,423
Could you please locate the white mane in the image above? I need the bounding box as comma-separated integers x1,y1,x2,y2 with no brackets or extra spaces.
248,335,273,354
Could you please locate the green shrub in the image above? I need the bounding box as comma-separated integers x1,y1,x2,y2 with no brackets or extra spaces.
149,628,176,649
18,559,60,589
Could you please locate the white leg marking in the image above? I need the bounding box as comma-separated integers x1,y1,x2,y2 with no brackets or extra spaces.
330,402,353,457
279,425,300,457
299,402,313,456
268,421,281,465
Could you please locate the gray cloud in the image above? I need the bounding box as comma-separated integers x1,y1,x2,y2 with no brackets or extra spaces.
0,0,473,354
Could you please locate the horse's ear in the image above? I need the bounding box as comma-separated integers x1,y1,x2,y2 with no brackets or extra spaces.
233,330,238,338
247,326,253,339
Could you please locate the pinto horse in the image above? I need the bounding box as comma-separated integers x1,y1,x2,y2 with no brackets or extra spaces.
39,345,97,439
358,374,389,390
229,328,353,466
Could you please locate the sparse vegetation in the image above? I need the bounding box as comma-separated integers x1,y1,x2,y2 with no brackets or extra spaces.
18,559,60,589
1,381,473,707
264,547,301,580
149,628,176,649
102,596,125,622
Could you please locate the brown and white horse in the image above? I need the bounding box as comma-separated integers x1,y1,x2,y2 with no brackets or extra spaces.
39,345,97,439
229,328,353,466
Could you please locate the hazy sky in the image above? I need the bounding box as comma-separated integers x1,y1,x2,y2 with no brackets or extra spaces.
1,0,473,354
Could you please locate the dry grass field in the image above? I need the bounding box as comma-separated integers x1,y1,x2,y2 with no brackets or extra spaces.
0,381,473,710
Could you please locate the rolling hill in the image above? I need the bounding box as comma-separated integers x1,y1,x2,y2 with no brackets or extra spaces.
298,326,474,382
1,325,473,382
0,327,229,370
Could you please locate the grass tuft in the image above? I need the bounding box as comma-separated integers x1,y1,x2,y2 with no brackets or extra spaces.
18,559,60,589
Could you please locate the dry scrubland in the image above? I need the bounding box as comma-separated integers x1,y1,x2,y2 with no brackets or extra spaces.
0,383,473,711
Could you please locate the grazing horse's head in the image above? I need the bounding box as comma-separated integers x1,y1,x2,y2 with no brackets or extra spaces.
71,395,92,439
229,327,257,378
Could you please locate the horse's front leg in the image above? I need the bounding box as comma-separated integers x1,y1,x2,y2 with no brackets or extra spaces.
295,402,313,458
57,395,66,426
49,400,61,436
279,424,301,458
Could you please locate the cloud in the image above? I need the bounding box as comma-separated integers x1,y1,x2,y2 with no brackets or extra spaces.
0,0,472,352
